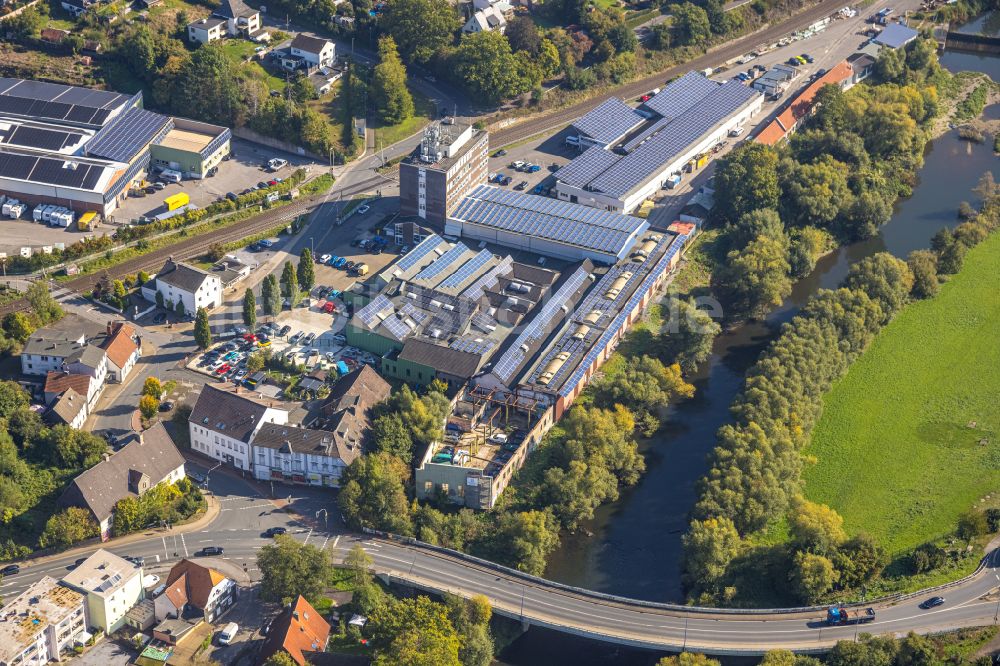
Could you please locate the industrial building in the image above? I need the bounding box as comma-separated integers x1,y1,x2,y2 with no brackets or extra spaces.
555,73,763,214
755,60,855,146
399,123,490,226
0,78,230,218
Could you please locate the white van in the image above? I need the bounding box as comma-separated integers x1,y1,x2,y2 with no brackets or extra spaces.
217,622,239,645
159,169,182,184
728,126,745,137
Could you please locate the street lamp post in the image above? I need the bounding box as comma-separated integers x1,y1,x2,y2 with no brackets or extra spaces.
315,508,328,530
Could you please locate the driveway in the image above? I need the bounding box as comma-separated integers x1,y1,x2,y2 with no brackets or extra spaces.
72,638,137,666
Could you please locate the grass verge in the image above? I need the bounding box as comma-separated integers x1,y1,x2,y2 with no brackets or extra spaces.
803,230,1000,556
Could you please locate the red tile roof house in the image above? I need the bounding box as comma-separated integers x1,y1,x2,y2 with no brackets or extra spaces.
154,559,238,624
101,321,141,383
256,596,330,666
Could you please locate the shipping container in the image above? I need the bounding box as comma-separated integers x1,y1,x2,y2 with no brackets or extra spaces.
164,192,190,211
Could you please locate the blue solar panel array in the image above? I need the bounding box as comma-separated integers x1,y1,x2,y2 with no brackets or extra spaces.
589,81,760,199
357,294,392,327
395,234,443,272
462,256,513,300
380,315,412,341
571,97,645,145
555,147,622,189
86,107,172,163
620,115,672,153
471,311,499,332
450,337,496,355
399,301,429,323
643,72,719,120
437,249,494,290
412,243,470,282
452,186,647,257
558,235,688,397
491,267,590,384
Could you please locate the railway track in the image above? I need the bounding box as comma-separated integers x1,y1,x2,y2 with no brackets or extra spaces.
492,0,849,147
0,173,387,317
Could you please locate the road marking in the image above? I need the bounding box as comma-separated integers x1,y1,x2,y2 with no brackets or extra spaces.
332,535,341,550
303,528,313,545
155,555,160,563
180,533,189,558
319,535,330,551
162,536,169,560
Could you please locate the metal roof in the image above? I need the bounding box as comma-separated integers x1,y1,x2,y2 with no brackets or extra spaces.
588,81,760,199
571,97,645,145
451,185,648,256
642,72,720,119
874,22,918,48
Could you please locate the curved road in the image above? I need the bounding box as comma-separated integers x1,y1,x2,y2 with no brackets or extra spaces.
7,464,1000,656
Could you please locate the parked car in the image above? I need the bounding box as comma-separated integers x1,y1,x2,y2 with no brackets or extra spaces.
332,333,346,344
217,622,239,646
357,205,370,214
319,254,331,264
158,401,174,412
493,149,507,157
125,556,144,567
289,332,303,344
515,180,528,191
214,364,231,375
334,257,348,268
489,432,508,444
279,325,291,336
225,192,238,202
303,332,316,345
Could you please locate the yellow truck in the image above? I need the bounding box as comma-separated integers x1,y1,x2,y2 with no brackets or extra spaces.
77,211,98,231
635,200,655,219
352,263,369,277
164,192,190,211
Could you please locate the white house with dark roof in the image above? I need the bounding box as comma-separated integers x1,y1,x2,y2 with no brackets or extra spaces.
45,387,89,429
462,5,507,34
252,424,361,487
189,385,288,471
145,258,223,314
188,17,227,44
290,34,336,69
58,422,186,538
214,0,263,38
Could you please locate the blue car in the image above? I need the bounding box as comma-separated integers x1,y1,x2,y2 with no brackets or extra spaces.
334,257,348,268
259,239,273,248
326,255,340,266
527,165,541,173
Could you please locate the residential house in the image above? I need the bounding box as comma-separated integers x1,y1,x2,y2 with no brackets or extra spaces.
45,387,88,429
256,596,330,666
44,369,102,412
188,17,227,44
19,313,104,377
60,550,144,634
189,384,289,471
101,321,141,383
58,422,186,538
754,60,854,146
847,52,877,85
213,0,264,39
462,5,507,34
154,560,237,624
0,577,87,666
40,28,69,44
60,0,94,17
144,258,223,314
289,34,336,69
252,423,361,488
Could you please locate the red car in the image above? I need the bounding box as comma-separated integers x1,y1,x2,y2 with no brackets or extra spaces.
323,301,336,314
214,363,231,375
640,94,651,102
267,179,278,186
242,333,256,342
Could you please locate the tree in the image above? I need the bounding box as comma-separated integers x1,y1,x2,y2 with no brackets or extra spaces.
788,497,846,555
844,253,914,321
25,281,63,324
156,290,165,309
137,270,150,285
194,307,212,350
338,453,413,534
242,289,257,329
453,31,532,104
713,143,780,225
48,426,106,468
371,413,414,462
713,233,792,320
207,242,226,262
506,16,541,53
369,596,461,666
39,507,98,550
833,533,886,589
540,459,618,529
142,377,163,399
175,300,186,318
682,517,741,593
593,356,694,433
907,249,939,299
910,542,947,573
297,249,316,292
0,381,29,419
372,36,414,125
262,274,281,316
788,227,830,278
842,190,891,240
489,510,560,576
262,652,299,666
780,155,852,229
171,43,246,126
139,394,160,420
656,654,721,666
6,4,47,39
1,312,34,344
726,208,784,251
246,352,265,374
659,298,720,373
957,509,989,541
113,495,145,535
257,534,333,603
668,2,711,46
381,0,460,63
789,551,838,603
344,543,373,587
937,236,967,274
280,261,300,306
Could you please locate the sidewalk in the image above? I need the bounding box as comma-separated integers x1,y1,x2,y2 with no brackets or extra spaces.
22,493,220,569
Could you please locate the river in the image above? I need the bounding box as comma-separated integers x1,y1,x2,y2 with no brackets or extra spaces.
498,51,999,666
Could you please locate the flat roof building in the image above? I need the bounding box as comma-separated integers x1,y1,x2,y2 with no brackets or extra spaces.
399,124,489,226
555,74,763,214
0,577,87,666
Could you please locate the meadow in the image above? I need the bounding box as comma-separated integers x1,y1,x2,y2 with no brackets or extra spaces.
803,231,1000,556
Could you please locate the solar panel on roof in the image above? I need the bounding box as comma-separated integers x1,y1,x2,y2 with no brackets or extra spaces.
643,72,720,120
555,147,622,189
396,234,443,272
571,97,646,145
463,256,513,300
399,301,429,323
438,249,493,289
412,243,470,282
357,294,392,327
381,315,411,341
87,107,171,162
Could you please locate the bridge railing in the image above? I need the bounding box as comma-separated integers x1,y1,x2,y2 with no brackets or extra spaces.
363,527,993,615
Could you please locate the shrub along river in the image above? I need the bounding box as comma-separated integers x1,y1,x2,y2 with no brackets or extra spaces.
498,48,1000,666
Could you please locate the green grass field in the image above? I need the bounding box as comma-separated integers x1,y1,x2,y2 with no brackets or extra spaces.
803,231,1000,556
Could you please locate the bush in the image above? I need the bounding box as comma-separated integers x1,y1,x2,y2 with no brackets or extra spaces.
911,542,947,573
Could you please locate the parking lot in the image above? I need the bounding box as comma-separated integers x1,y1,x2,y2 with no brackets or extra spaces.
487,130,578,198
111,139,318,225
0,217,102,255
